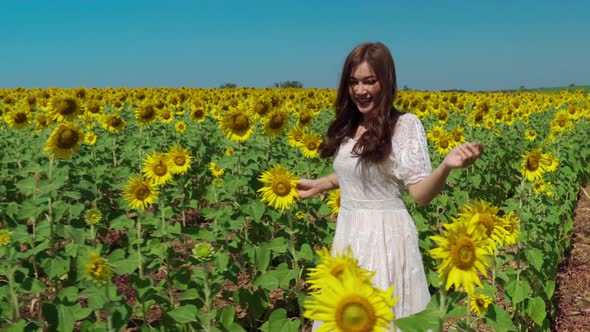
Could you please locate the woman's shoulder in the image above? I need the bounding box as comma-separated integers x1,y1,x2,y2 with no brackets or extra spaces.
395,112,423,129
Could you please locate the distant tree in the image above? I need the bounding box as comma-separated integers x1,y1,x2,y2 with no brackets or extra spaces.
274,80,303,88
402,84,410,90
569,83,576,87
220,83,237,89
519,85,526,91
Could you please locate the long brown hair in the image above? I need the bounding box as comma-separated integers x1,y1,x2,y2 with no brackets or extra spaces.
319,42,401,163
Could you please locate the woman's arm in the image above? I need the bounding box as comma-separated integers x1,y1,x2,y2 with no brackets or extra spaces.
408,142,483,206
297,172,339,199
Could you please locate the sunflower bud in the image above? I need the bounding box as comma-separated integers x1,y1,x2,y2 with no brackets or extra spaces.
192,242,215,262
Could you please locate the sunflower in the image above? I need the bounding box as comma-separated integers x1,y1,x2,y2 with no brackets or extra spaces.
174,120,187,133
501,211,520,246
101,113,126,133
287,126,306,148
299,132,322,158
262,108,289,138
85,251,112,284
4,105,33,130
327,189,341,216
540,152,559,173
49,95,83,122
225,148,234,156
166,145,191,175
470,292,493,317
135,103,158,126
521,148,545,182
295,211,306,219
304,268,397,332
142,152,174,185
44,122,85,160
426,125,445,142
458,200,506,245
257,164,299,211
124,175,159,210
189,105,207,123
297,109,315,127
34,112,52,131
0,229,11,246
159,107,174,124
84,208,102,225
218,106,255,143
436,108,449,124
434,133,454,155
306,247,372,291
525,129,537,141
451,126,465,145
84,132,97,145
209,162,225,177
429,219,495,294
192,242,215,262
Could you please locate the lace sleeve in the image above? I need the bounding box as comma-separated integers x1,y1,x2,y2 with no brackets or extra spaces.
391,114,432,185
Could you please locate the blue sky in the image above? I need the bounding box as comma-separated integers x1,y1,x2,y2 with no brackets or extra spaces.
1,0,589,91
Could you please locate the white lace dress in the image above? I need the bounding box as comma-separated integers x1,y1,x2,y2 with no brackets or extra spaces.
313,113,432,331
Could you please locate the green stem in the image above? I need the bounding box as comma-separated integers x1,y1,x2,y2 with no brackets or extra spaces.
136,212,143,279
105,282,113,331
7,265,19,322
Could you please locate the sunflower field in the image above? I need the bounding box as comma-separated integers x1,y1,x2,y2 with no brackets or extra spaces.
0,87,589,331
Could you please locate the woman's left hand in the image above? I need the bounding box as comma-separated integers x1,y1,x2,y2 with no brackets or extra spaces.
443,142,484,169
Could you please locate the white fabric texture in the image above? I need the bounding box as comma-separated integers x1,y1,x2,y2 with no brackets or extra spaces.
312,113,432,331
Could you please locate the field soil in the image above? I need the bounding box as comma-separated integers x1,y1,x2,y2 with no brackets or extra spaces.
553,185,590,331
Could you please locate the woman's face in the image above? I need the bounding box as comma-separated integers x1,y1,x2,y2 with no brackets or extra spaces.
348,61,382,115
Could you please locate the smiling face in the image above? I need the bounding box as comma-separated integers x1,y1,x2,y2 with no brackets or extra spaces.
348,61,382,116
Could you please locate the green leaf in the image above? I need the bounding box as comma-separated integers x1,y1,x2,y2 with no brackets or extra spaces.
544,280,556,299
394,307,443,332
215,252,230,271
219,306,236,329
180,288,200,301
297,243,314,261
485,304,517,332
166,305,198,323
109,215,135,230
526,296,547,326
525,248,544,272
264,308,300,332
252,273,280,291
505,279,531,305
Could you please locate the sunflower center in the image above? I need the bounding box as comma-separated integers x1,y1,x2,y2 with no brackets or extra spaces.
453,132,462,141
477,213,495,237
192,109,205,120
161,111,172,120
272,179,291,197
476,298,486,307
269,113,285,129
134,184,151,200
299,112,312,124
174,155,186,166
231,114,250,131
451,237,476,270
439,138,449,148
336,295,376,332
109,116,122,127
558,119,566,127
306,141,318,151
140,106,156,119
56,98,78,115
526,156,540,171
57,129,80,149
14,112,28,123
154,161,168,176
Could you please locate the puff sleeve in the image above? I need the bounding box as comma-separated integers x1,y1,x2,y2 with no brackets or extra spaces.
391,114,432,185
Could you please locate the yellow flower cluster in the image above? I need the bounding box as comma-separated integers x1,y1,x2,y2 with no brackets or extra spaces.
429,200,520,308
304,247,398,332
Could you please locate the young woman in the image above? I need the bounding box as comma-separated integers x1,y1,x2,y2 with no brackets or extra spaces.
298,42,483,325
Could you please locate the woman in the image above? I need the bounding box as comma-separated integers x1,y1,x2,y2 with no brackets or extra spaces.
298,42,483,325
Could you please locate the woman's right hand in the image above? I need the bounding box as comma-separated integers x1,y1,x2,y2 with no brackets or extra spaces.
297,179,320,200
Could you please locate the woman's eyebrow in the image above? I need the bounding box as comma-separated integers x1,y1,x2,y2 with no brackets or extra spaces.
350,75,377,80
